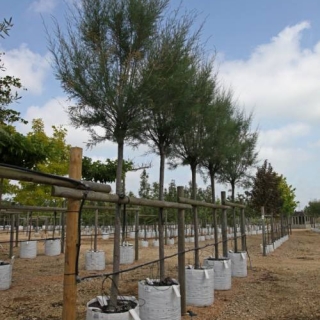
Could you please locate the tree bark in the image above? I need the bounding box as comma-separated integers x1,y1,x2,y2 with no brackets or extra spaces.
191,164,199,269
158,150,165,280
210,172,219,259
110,140,124,307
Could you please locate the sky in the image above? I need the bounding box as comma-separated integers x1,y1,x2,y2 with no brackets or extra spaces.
2,0,320,210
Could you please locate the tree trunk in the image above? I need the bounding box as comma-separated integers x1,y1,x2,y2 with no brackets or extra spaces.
158,150,165,280
110,141,124,307
191,164,199,269
210,171,219,259
0,178,3,204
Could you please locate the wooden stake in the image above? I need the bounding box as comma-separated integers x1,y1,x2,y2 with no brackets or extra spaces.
135,211,139,261
261,207,266,256
221,191,228,257
240,207,246,251
62,147,82,320
213,208,219,259
177,186,186,316
9,214,14,258
94,209,98,252
233,207,237,252
15,213,19,248
61,212,65,254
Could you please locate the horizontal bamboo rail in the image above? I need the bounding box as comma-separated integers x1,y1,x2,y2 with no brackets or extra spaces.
52,186,192,210
223,200,246,209
178,197,231,209
0,205,66,212
223,201,246,209
0,165,111,193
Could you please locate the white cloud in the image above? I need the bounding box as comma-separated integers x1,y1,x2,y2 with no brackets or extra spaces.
29,0,58,13
216,21,320,207
1,44,50,95
259,123,310,146
219,21,320,123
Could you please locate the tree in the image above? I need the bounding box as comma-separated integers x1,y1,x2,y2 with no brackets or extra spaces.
247,159,282,216
219,109,258,201
48,0,170,305
304,200,320,219
138,9,202,278
200,89,235,202
0,18,43,203
278,176,298,216
169,60,216,268
82,157,134,185
13,119,71,206
0,18,26,125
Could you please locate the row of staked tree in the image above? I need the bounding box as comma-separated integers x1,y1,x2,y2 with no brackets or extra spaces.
47,0,260,299
0,0,299,307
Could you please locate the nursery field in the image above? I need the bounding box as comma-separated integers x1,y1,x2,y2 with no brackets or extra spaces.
0,230,319,320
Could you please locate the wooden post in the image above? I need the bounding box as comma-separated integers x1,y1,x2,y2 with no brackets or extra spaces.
94,209,98,252
28,212,32,241
177,186,186,316
261,207,266,256
15,213,19,247
45,217,48,235
61,212,65,253
53,211,57,239
62,147,82,320
221,191,228,257
193,205,200,269
213,208,219,259
240,207,246,252
164,210,168,245
233,207,238,252
270,212,274,245
135,211,139,261
9,214,14,258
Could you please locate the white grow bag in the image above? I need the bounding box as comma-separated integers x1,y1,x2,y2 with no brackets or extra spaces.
185,268,214,306
152,240,159,247
129,232,136,239
138,280,181,320
85,251,106,271
203,258,232,290
228,252,247,277
86,296,140,320
120,245,134,265
45,239,61,256
102,233,110,240
167,238,174,245
140,240,149,247
0,257,14,291
20,241,37,259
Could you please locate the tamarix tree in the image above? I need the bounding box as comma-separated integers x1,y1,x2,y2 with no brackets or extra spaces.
48,0,171,306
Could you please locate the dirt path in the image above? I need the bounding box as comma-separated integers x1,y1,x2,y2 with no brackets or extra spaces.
0,230,319,319
182,230,320,320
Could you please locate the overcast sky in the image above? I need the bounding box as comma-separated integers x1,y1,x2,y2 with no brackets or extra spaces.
2,0,320,209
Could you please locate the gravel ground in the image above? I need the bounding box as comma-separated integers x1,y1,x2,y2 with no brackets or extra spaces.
0,229,319,319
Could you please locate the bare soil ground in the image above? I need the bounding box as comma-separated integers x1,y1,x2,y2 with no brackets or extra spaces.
0,229,319,320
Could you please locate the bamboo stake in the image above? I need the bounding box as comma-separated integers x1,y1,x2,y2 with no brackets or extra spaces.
240,207,246,251
15,213,19,247
177,186,186,316
221,191,228,257
261,207,266,256
9,214,14,258
61,211,65,254
135,211,139,261
94,209,98,252
62,147,82,320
